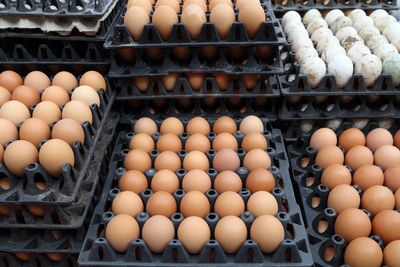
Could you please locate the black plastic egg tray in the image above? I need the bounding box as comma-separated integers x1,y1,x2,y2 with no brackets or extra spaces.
108,45,284,78
0,252,78,267
285,120,396,266
112,75,280,100
104,0,286,49
78,115,313,266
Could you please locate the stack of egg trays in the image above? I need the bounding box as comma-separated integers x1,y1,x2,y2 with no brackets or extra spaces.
277,44,400,120
285,120,395,266
78,115,313,266
0,252,80,267
0,80,120,229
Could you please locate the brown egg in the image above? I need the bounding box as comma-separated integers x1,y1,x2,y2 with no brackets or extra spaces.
353,165,384,191
187,117,210,135
372,210,400,244
334,208,372,242
142,215,175,253
186,73,205,91
310,128,337,152
134,117,158,136
11,85,40,108
156,133,182,153
39,139,74,177
215,216,247,254
161,73,179,91
134,77,149,92
241,132,267,152
124,149,152,172
146,191,177,217
383,240,400,266
214,171,242,193
214,191,245,217
200,46,218,61
62,100,92,124
41,85,70,107
182,169,211,193
185,133,210,153
24,71,50,92
178,216,210,254
180,190,210,218
52,119,84,146
4,140,38,176
327,184,360,214
183,151,209,171
209,0,233,11
71,85,100,107
0,86,11,106
374,145,400,170
0,118,18,145
236,0,260,9
250,215,284,253
130,133,155,152
19,118,50,147
106,214,140,253
242,74,260,89
210,3,235,40
152,6,178,41
14,252,29,261
247,191,278,217
213,148,240,172
246,168,275,193
213,116,237,134
182,0,206,12
384,166,400,191
155,0,180,12
160,117,184,136
238,4,265,38
366,128,393,152
394,130,400,149
154,151,181,172
124,6,150,41
320,164,351,189
0,70,23,93
52,71,78,92
181,4,206,40
239,115,263,134
79,71,106,92
361,185,394,216
338,128,366,151
32,101,61,125
128,0,152,13
212,133,238,151
112,190,143,217
345,145,374,171
213,73,231,90
119,170,148,194
0,100,30,126
344,237,383,267
243,149,271,172
151,169,179,193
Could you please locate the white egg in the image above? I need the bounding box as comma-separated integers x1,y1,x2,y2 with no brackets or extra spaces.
307,18,328,34
317,35,340,52
328,55,353,88
359,27,381,42
325,9,345,25
341,35,364,51
354,54,382,87
300,57,327,88
311,27,333,43
352,118,369,129
284,20,305,34
291,37,314,52
383,22,400,41
375,15,397,32
326,119,343,131
366,34,388,51
391,38,400,51
282,11,302,26
383,54,400,86
303,9,322,25
353,16,374,32
322,45,346,63
331,16,353,34
347,44,371,64
295,47,319,64
288,27,309,43
335,26,358,42
369,9,389,23
300,120,314,133
375,43,398,62
348,9,366,22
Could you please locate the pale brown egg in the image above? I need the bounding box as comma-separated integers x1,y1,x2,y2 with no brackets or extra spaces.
182,169,211,193
134,117,157,135
178,216,210,254
213,116,237,134
250,215,284,253
384,165,400,191
213,148,240,172
19,118,50,147
142,215,175,253
344,237,383,267
247,191,278,217
185,133,210,153
209,0,233,11
186,73,205,91
374,145,400,170
112,190,144,217
181,4,206,40
320,164,351,189
41,85,70,107
238,4,265,38
338,128,366,151
160,117,184,136
345,145,374,171
361,185,394,216
106,214,140,253
156,133,182,153
130,133,155,152
39,139,74,177
366,128,393,152
183,151,209,171
0,119,17,145
0,70,23,93
309,128,337,152
213,133,238,151
384,240,400,267
372,210,400,244
24,71,50,92
239,115,263,134
214,191,245,217
71,85,100,107
236,0,261,10
214,171,242,193
243,149,271,172
0,100,30,126
62,100,92,124
127,0,152,13
151,169,179,193
182,0,206,12
125,149,152,173
4,140,38,176
161,73,179,91
241,132,267,152
187,117,210,135
119,170,148,194
124,6,150,41
52,71,78,92
154,151,181,171
246,168,275,193
11,85,40,108
52,119,84,146
152,6,178,41
155,0,180,12
210,3,235,40
334,208,371,242
180,190,210,218
146,191,177,217
327,184,360,214
79,71,106,92
0,86,11,106
353,165,384,191
215,216,247,254
32,101,61,125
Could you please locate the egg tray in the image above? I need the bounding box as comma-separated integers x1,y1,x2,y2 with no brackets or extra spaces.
108,46,284,78
104,0,286,49
0,252,78,267
278,44,400,97
112,75,280,100
78,127,313,266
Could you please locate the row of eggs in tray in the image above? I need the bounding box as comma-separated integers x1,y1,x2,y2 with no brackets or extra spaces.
282,8,400,88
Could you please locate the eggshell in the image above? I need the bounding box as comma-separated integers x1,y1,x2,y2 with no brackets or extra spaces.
180,191,210,218
317,35,340,52
214,191,245,217
146,191,177,217
24,71,50,93
39,139,74,177
0,70,23,93
210,3,235,39
4,140,38,177
327,184,360,214
142,215,175,253
344,237,383,267
106,214,140,253
0,100,30,126
214,171,242,193
353,165,384,191
345,145,374,171
362,185,394,216
215,216,247,254
152,6,178,41
184,133,210,153
372,210,400,244
295,47,318,64
71,85,100,107
239,115,263,134
383,240,400,266
347,44,371,64
237,4,265,38
335,208,371,242
0,118,17,145
355,54,382,87
119,170,148,194
0,86,11,106
134,117,157,135
307,18,328,34
282,11,301,26
79,71,106,92
154,151,181,172
325,9,345,25
300,57,326,88
61,100,92,124
353,16,374,31
366,128,393,151
160,117,184,136
375,43,397,62
181,4,206,40
348,9,366,22
151,169,179,193
383,22,400,42
331,16,352,34
321,164,351,189
322,45,346,63
124,7,150,42
376,15,397,32
51,71,78,92
11,85,40,108
187,117,210,135
247,191,278,217
359,27,381,42
177,216,210,254
182,169,211,193
311,27,333,43
383,54,400,87
213,116,237,134
183,151,209,171
112,191,143,217
124,149,152,172
19,118,50,148
335,26,358,42
250,215,284,253
32,101,61,125
303,9,322,25
127,0,152,13
41,85,70,107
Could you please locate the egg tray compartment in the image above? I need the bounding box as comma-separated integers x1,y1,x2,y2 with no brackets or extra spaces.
108,46,284,78
113,75,280,100
77,129,313,266
278,44,400,97
104,0,285,49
